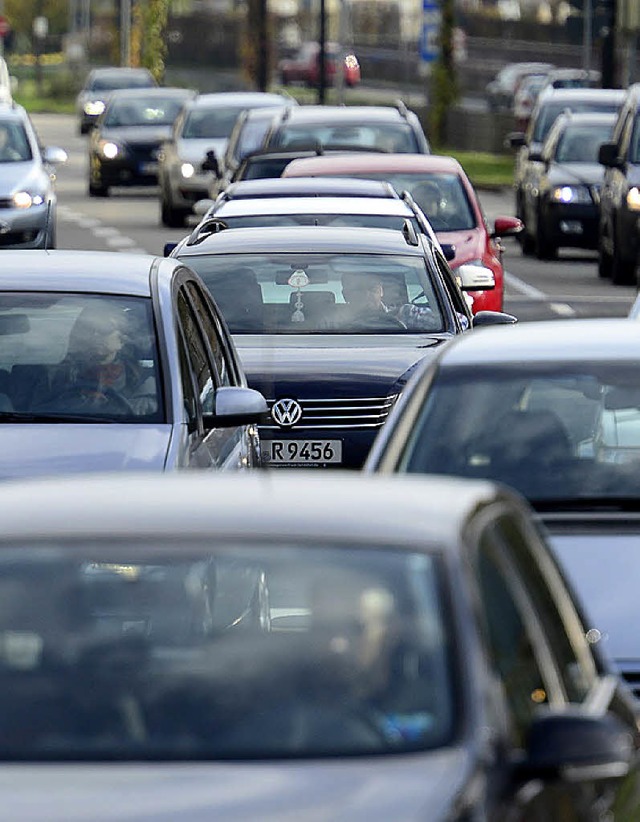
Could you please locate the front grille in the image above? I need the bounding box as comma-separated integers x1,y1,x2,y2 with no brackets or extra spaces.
128,143,160,163
0,230,38,247
0,198,13,209
264,395,398,431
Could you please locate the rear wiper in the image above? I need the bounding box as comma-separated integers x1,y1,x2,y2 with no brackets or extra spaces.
0,411,118,424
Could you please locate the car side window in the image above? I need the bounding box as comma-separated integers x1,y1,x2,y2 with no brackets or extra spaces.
176,325,198,425
492,513,596,703
476,537,558,747
185,281,233,388
618,111,634,160
433,251,471,329
177,290,216,414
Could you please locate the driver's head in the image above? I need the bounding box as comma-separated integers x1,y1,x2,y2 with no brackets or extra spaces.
412,180,442,216
68,303,127,365
341,272,384,311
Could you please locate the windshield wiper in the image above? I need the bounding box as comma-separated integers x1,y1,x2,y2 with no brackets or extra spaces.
0,411,118,424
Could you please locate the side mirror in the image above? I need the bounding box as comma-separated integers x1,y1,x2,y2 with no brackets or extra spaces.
43,146,68,165
194,198,215,217
204,386,269,429
516,709,633,783
599,141,622,168
527,149,544,163
472,310,518,327
507,131,526,150
492,216,523,238
202,150,221,177
456,263,495,291
163,242,178,257
440,243,456,262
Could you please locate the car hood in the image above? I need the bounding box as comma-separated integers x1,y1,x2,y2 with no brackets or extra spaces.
176,138,228,164
235,334,446,396
0,162,43,195
101,125,174,145
0,425,172,479
545,519,640,664
436,227,484,268
548,162,604,186
0,748,471,821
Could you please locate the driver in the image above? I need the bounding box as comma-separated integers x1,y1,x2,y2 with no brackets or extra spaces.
338,272,435,331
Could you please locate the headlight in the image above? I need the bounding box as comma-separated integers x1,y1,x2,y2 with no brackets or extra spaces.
84,100,105,116
12,191,44,209
627,187,640,211
181,162,195,178
99,140,121,160
551,185,592,204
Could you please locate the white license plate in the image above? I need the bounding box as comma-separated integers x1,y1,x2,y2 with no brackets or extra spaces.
140,162,158,174
262,439,342,465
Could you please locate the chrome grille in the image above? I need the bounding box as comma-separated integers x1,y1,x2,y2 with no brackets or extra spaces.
263,394,398,431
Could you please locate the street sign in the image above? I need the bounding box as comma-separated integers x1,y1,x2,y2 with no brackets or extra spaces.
0,16,11,38
420,0,441,63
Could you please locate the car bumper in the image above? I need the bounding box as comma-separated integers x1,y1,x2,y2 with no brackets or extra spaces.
545,202,599,248
94,156,159,187
0,204,51,248
259,428,378,470
168,171,210,209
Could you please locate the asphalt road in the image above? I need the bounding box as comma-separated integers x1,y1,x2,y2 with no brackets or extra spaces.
36,112,639,323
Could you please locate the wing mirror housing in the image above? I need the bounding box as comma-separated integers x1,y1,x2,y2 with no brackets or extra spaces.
204,386,269,429
492,216,523,238
456,263,495,291
163,242,178,257
599,141,623,168
43,146,68,165
202,150,221,177
472,310,518,327
440,243,456,261
527,149,544,163
507,131,526,150
515,709,633,783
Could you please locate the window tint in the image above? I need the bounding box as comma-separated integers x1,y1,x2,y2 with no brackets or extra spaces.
177,290,215,414
177,326,198,424
185,282,232,388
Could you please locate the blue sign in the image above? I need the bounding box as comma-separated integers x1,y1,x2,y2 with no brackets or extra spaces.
420,0,441,63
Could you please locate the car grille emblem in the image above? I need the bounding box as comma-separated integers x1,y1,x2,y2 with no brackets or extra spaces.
271,398,303,428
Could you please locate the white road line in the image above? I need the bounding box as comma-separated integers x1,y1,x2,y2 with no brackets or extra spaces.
77,218,102,229
107,235,137,248
549,302,577,317
504,270,547,300
92,226,120,238
119,247,150,255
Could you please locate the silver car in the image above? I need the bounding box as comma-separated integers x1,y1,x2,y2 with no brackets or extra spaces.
0,250,266,477
0,470,636,819
157,92,293,227
0,103,67,248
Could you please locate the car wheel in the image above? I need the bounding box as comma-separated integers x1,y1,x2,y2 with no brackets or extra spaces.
161,197,186,228
535,210,557,260
597,239,612,279
611,241,636,286
88,178,109,197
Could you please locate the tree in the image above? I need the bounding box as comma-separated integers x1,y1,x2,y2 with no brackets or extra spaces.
6,0,67,38
428,0,459,148
131,0,169,82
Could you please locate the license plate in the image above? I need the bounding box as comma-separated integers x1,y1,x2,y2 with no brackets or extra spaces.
262,439,342,465
140,162,158,175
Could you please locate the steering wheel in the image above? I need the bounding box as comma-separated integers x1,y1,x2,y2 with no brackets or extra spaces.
39,383,135,414
351,314,407,331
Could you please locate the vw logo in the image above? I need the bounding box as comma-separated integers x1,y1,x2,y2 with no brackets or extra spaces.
271,398,303,428
0,221,9,235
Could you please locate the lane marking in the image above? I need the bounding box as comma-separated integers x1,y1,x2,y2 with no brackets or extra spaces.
549,302,577,317
504,270,547,300
92,226,120,238
107,235,137,248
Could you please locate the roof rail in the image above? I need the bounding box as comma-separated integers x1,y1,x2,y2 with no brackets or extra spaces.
402,218,419,247
186,218,228,246
281,105,293,121
395,99,409,119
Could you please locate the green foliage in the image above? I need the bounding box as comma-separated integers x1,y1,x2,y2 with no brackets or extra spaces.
136,0,170,82
428,0,459,148
6,0,68,38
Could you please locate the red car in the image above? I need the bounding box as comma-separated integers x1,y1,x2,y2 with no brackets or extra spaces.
278,42,360,89
283,153,521,313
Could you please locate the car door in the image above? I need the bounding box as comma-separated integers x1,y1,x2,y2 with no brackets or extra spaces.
474,510,640,821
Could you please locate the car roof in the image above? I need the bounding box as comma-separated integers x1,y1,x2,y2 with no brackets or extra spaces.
553,111,617,127
283,153,464,177
214,196,416,217
537,87,626,104
176,225,426,256
188,92,291,109
0,471,512,553
0,102,28,122
220,177,398,199
88,67,153,78
0,250,181,296
272,105,415,124
104,86,196,100
436,318,640,367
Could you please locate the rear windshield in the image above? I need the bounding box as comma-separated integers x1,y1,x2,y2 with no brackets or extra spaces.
270,122,419,153
89,73,155,91
104,96,188,127
533,100,622,143
554,122,614,163
182,106,246,140
0,542,455,759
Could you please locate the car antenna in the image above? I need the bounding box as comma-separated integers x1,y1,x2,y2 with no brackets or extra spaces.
43,200,53,253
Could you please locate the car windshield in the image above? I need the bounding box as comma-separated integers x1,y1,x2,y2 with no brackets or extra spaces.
554,123,614,163
533,100,621,143
214,213,422,232
0,542,454,759
182,106,246,139
89,73,155,92
344,172,477,231
185,252,445,334
399,364,640,503
0,293,163,422
238,156,297,180
104,96,187,127
271,122,419,153
0,120,32,162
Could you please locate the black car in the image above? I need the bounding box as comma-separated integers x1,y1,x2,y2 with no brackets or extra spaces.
171,224,513,469
598,83,640,285
88,86,196,197
76,66,157,135
519,111,615,259
263,102,430,154
510,87,625,252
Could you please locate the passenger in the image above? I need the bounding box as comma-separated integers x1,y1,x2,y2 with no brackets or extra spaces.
337,271,435,331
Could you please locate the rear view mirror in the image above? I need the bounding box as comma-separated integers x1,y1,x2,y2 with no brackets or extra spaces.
472,310,517,327
492,216,523,238
42,146,68,165
599,142,622,168
163,242,177,257
527,150,543,163
507,131,526,150
440,243,456,261
456,263,495,291
204,386,269,428
202,150,221,177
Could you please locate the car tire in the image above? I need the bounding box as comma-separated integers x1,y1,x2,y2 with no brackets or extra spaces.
88,179,109,197
535,211,557,260
161,197,187,228
611,242,636,286
597,240,612,279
